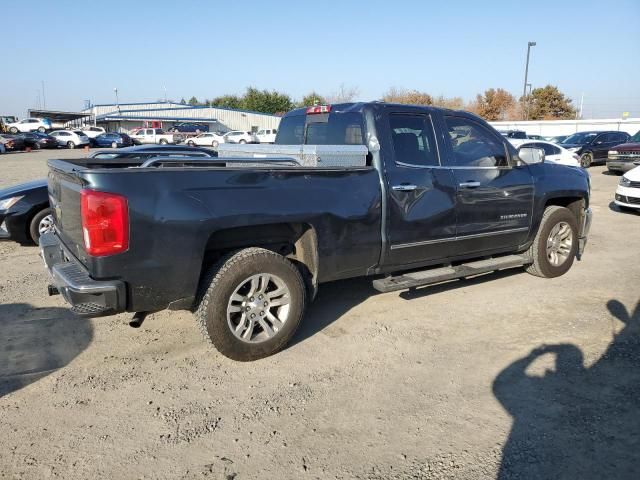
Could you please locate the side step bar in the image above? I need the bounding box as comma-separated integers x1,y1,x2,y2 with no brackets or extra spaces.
372,254,532,293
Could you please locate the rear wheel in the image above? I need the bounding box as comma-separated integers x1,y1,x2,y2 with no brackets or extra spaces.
37,127,46,133
33,142,41,150
526,206,578,278
29,208,54,244
67,141,76,149
159,139,168,145
239,139,247,144
111,141,118,148
9,127,18,134
195,248,306,361
580,152,593,168
212,140,219,148
187,140,195,146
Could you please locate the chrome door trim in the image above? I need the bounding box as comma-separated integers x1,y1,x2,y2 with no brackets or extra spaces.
389,226,530,250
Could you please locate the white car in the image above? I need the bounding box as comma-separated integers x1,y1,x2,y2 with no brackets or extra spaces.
223,131,257,144
511,140,580,167
130,128,177,145
49,130,90,149
255,128,277,144
80,126,106,139
615,166,640,211
7,117,52,134
185,132,226,148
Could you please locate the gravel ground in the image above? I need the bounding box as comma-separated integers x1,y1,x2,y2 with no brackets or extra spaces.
1,149,639,479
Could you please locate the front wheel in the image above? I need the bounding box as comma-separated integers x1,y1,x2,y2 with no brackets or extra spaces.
526,206,578,278
195,248,306,361
212,140,219,148
187,140,195,147
159,139,168,145
29,208,54,244
37,127,46,133
239,139,247,144
580,152,593,168
67,141,76,149
111,142,118,149
9,127,18,134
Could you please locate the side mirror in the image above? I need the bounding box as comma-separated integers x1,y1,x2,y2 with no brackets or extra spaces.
517,146,545,164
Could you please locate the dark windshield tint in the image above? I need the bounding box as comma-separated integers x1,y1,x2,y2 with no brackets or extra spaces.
275,115,305,144
561,132,597,145
275,112,365,145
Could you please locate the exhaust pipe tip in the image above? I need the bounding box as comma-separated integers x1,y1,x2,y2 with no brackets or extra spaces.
47,285,59,296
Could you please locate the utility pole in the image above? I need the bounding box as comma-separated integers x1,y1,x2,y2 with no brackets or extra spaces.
41,80,46,110
522,41,536,120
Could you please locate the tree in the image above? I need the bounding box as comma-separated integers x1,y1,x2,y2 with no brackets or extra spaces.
188,96,200,106
210,94,242,110
241,87,294,114
432,95,465,110
525,85,576,120
472,88,516,121
300,91,326,107
180,98,186,105
326,83,360,103
381,87,433,105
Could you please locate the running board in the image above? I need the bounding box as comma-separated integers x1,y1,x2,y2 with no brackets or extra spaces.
372,254,532,293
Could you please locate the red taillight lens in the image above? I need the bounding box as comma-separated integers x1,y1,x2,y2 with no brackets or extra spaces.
80,190,129,256
306,105,331,114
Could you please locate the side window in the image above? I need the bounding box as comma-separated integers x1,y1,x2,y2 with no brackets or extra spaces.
444,116,509,168
614,133,628,143
389,114,439,167
594,134,607,144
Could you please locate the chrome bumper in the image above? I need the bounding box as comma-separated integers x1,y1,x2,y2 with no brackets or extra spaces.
577,207,592,260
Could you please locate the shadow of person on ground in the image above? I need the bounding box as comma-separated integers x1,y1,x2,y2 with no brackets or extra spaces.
493,299,640,479
0,303,93,398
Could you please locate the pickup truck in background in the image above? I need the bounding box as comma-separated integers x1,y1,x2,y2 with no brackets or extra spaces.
130,128,178,145
41,102,592,361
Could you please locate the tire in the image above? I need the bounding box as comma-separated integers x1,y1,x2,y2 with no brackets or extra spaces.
239,139,247,144
212,140,219,148
9,127,18,134
159,139,168,145
29,208,54,245
580,152,593,168
187,140,195,147
33,142,41,150
67,141,75,149
195,248,306,361
526,206,578,278
37,127,46,133
111,141,118,149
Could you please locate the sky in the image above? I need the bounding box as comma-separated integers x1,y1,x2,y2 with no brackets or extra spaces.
2,0,639,118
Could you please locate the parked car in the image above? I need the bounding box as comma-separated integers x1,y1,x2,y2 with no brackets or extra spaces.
130,128,177,145
6,117,52,134
0,179,53,244
80,126,107,139
185,132,226,148
607,130,640,174
169,123,209,133
0,115,18,134
527,134,543,140
614,166,640,212
498,129,527,139
0,134,26,151
543,135,568,144
42,102,592,361
255,128,278,144
223,131,257,144
19,132,59,149
509,140,580,167
559,131,630,168
49,130,90,149
93,132,134,149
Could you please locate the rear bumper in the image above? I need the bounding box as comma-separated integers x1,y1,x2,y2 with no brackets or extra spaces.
40,232,126,317
577,207,592,260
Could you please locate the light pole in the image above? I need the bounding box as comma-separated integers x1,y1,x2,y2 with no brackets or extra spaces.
114,88,120,112
522,41,536,120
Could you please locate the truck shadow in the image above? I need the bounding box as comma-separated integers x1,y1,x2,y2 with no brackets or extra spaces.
0,303,93,398
291,269,521,347
493,298,640,479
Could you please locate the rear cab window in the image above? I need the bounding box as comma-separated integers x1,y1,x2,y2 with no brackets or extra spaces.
275,110,365,146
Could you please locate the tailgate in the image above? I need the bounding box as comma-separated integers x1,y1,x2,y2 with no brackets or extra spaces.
47,160,88,265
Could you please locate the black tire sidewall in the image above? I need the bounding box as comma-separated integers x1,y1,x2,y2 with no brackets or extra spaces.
29,208,53,245
534,208,579,277
201,252,305,361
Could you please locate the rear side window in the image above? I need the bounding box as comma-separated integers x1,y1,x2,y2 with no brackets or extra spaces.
389,114,439,167
445,116,509,168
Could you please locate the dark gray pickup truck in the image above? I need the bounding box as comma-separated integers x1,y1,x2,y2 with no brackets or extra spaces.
41,102,592,360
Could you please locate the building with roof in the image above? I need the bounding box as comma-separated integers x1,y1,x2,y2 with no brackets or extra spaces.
81,101,281,134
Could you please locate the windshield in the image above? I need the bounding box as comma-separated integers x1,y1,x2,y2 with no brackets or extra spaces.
561,132,597,145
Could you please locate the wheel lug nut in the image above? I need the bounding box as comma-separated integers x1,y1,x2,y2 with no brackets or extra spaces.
263,301,268,307
258,295,263,300
250,297,254,301
251,313,256,319
245,307,251,312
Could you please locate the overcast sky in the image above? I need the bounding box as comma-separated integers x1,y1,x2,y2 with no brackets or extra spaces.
2,0,639,118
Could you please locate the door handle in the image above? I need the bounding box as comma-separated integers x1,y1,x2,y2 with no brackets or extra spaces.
392,184,418,192
458,181,481,188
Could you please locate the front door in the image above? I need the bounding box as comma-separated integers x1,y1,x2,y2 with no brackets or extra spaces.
384,110,458,267
443,115,534,254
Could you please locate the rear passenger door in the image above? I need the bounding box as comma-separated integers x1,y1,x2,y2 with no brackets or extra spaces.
443,115,534,255
383,109,458,267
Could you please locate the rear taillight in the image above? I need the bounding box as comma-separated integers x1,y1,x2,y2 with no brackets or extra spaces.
306,105,331,114
80,190,129,256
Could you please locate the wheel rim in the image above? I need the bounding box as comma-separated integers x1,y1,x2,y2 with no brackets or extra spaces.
212,141,218,148
68,141,75,149
546,221,573,267
227,273,291,344
188,141,194,146
38,214,55,236
581,154,591,167
112,142,118,148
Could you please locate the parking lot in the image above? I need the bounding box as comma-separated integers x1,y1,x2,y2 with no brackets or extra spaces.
0,149,639,479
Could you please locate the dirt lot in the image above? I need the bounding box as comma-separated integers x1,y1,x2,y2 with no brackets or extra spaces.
1,149,638,479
